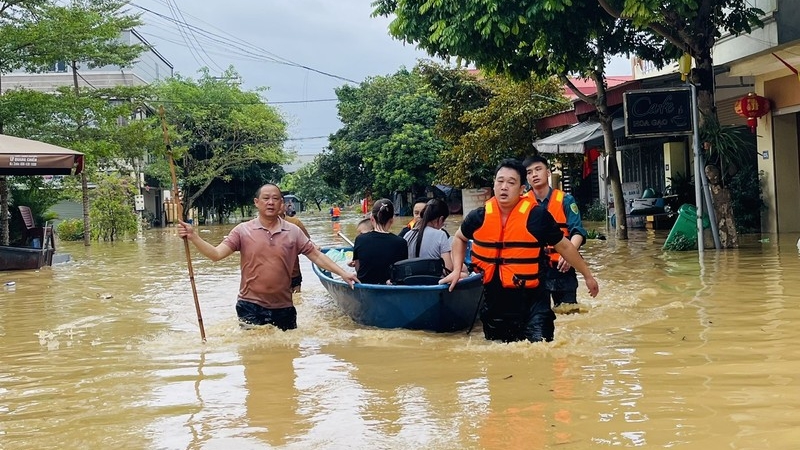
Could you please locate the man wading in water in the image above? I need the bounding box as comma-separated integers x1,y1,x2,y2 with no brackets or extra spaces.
178,183,359,330
440,159,599,342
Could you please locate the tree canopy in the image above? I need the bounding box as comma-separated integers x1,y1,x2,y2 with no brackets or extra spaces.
372,0,670,238
154,68,290,215
419,62,569,187
320,68,445,199
600,0,763,118
282,156,344,211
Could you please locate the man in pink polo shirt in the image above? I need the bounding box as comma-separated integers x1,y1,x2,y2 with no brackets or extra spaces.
178,183,359,330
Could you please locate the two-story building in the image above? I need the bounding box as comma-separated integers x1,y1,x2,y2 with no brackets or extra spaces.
719,0,800,234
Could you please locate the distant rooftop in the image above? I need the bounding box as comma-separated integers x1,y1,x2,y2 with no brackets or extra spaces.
563,76,634,100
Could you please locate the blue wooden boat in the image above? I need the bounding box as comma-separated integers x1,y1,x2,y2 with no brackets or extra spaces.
312,247,484,332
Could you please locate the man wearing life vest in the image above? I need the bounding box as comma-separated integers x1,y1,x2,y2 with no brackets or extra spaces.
440,159,599,342
330,205,341,222
524,155,588,310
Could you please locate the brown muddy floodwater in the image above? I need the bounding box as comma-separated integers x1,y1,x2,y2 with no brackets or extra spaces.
2,212,800,450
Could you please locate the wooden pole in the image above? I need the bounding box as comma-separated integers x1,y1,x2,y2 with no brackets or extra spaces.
159,106,206,342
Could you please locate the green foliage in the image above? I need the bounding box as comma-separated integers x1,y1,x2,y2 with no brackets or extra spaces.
374,0,671,81
56,218,84,241
617,0,763,120
8,176,64,224
5,175,64,245
620,0,764,43
21,0,145,78
665,171,695,207
154,68,290,214
583,200,607,222
0,1,49,75
699,117,757,175
699,118,761,235
283,156,344,211
728,169,765,235
89,174,138,241
419,62,566,187
320,68,445,198
194,162,285,223
585,229,607,240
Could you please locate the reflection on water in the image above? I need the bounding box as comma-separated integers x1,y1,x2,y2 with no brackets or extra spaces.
2,212,800,449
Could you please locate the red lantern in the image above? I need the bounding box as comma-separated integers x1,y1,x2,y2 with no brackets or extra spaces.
734,92,771,133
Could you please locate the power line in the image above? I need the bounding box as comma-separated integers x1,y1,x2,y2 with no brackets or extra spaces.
166,0,227,73
154,98,338,105
130,2,360,84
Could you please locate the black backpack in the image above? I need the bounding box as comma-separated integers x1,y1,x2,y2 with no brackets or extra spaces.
390,258,446,285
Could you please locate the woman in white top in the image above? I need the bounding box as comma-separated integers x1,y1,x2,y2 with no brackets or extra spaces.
403,198,453,272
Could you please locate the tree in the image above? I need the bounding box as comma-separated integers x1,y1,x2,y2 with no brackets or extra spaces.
0,0,52,244
18,0,146,246
154,68,290,216
89,173,138,241
192,161,285,223
373,0,669,239
419,62,569,187
598,0,764,247
320,68,445,199
283,156,344,211
0,85,155,243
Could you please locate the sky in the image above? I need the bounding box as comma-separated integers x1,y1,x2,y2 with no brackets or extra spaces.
133,0,632,158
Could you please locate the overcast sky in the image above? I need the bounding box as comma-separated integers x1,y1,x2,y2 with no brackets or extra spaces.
134,0,631,157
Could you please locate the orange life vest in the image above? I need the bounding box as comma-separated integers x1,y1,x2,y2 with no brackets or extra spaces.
406,218,417,229
331,206,341,217
471,197,543,289
529,189,569,265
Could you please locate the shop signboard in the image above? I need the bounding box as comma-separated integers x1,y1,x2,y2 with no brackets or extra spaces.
624,87,693,137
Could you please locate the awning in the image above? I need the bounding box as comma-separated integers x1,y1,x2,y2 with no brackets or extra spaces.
0,134,84,176
534,117,625,154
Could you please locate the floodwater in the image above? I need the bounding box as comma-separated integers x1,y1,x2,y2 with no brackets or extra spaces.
2,212,800,450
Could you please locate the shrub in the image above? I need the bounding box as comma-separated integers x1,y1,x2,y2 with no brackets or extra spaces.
583,200,607,222
89,174,139,241
728,168,765,234
56,218,84,241
586,228,606,240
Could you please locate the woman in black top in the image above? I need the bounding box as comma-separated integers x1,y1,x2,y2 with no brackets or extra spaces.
353,199,408,284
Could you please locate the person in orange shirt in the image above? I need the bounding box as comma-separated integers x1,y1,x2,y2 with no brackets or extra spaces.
523,155,587,310
330,205,341,222
439,160,598,342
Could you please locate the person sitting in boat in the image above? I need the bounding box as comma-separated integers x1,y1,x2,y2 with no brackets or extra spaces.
347,218,375,268
352,199,407,284
403,198,453,273
356,217,373,235
398,197,428,238
177,183,359,331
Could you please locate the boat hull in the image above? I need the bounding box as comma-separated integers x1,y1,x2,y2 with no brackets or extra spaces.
0,246,54,271
313,248,484,332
